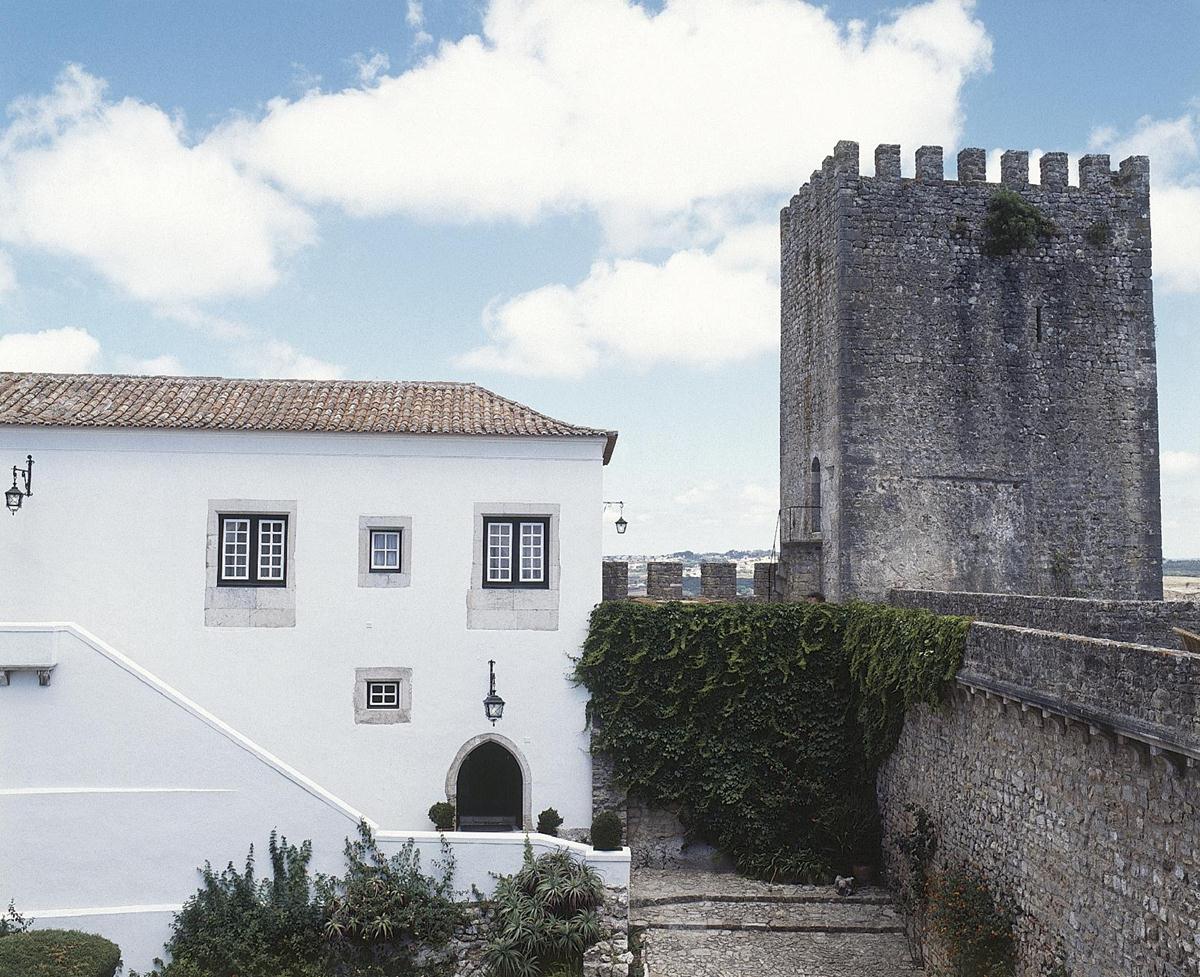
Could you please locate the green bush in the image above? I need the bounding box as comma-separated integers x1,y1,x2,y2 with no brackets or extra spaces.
131,830,326,977
481,844,605,977
537,808,564,837
428,801,456,831
928,868,1017,977
589,812,622,852
0,929,121,977
576,600,968,880
0,901,30,937
981,188,1055,256
320,822,465,973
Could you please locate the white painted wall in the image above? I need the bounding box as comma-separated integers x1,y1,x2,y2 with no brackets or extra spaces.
1,623,629,972
0,426,607,832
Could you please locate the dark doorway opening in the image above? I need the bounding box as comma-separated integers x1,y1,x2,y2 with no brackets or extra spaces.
455,740,523,831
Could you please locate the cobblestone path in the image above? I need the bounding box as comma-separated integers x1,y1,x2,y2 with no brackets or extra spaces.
632,869,921,977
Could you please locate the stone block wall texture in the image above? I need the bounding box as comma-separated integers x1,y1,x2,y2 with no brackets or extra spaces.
602,560,629,601
879,622,1200,976
700,562,737,599
646,562,683,601
753,562,779,599
780,141,1162,602
893,589,1200,649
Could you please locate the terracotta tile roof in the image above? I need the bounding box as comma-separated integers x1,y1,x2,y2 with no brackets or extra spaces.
0,372,618,463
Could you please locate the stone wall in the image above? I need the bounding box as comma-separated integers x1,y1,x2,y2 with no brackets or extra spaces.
878,621,1200,975
603,560,629,602
781,141,1163,602
700,563,737,599
893,588,1200,649
646,562,683,600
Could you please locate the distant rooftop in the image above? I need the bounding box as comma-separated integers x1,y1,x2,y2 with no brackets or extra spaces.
0,372,617,463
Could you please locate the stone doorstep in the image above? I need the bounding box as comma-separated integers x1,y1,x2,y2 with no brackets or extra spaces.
634,920,905,934
630,892,893,908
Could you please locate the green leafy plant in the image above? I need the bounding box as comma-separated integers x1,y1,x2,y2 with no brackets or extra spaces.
0,929,122,977
589,813,622,852
481,843,605,977
132,830,326,977
537,808,564,838
928,868,1017,977
0,901,30,937
1084,220,1112,247
428,802,456,831
982,189,1055,256
319,821,465,974
895,804,938,967
576,600,968,881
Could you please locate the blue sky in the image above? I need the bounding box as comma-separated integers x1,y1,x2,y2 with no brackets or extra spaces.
0,0,1197,556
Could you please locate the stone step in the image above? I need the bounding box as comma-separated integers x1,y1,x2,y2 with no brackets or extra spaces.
634,897,905,935
642,927,923,977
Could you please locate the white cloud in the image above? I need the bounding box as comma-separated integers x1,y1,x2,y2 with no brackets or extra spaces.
227,0,991,236
0,65,315,304
248,339,344,380
0,326,101,372
1163,450,1200,475
115,353,188,375
0,251,14,298
459,222,779,376
406,0,424,27
350,52,391,86
1088,107,1200,295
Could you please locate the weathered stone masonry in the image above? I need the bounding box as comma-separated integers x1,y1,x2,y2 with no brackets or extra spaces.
893,588,1200,649
879,619,1200,976
780,142,1162,602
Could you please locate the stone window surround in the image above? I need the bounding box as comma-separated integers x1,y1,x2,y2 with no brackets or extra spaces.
444,732,533,830
353,666,413,724
358,515,413,588
467,502,560,631
205,499,297,628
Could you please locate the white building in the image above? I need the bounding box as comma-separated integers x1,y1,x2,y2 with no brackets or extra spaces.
0,371,625,968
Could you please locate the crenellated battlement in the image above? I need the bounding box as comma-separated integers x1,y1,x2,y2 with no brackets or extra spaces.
790,140,1150,197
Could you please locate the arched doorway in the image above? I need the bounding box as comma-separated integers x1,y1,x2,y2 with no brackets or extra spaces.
447,734,531,831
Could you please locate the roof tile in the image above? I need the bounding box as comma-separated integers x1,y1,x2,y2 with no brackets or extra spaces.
0,373,617,463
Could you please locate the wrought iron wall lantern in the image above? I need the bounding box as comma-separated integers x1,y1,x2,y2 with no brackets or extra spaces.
603,500,628,535
5,455,33,515
483,659,505,724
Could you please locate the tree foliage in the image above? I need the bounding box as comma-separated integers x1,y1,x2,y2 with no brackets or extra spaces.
576,600,968,881
981,189,1056,256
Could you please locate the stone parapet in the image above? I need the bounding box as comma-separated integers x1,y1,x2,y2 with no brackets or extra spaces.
891,589,1200,650
602,561,629,601
646,562,683,601
700,563,737,599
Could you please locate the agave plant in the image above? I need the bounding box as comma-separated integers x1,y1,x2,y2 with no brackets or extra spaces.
481,840,606,977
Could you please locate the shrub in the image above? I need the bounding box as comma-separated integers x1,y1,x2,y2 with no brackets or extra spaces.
928,868,1017,977
589,812,622,852
319,821,465,973
428,801,456,831
0,929,121,977
481,843,605,977
1085,220,1112,247
131,831,326,977
0,901,30,937
981,189,1055,256
537,808,564,837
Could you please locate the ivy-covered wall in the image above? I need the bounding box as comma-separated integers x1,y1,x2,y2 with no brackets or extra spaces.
576,600,968,880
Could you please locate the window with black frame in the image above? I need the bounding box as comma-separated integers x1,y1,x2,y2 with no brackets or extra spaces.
218,513,288,586
482,516,550,589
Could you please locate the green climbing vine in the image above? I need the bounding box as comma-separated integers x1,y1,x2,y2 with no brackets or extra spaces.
576,600,968,882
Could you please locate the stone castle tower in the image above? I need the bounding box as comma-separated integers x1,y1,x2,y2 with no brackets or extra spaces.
778,141,1162,602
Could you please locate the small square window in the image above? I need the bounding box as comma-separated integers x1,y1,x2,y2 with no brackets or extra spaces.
369,529,403,572
366,681,400,709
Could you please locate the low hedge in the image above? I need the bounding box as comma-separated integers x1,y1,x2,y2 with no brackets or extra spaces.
0,929,121,977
